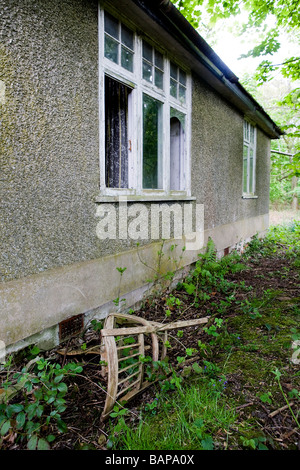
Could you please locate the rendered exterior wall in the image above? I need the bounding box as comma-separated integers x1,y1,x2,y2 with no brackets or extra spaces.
0,0,100,284
0,0,271,350
191,76,270,230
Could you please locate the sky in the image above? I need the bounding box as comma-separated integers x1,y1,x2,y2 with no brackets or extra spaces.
211,29,298,80
197,11,299,81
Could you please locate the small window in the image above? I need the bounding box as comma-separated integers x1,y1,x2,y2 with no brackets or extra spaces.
243,121,256,196
105,76,132,188
170,62,186,104
104,12,134,72
142,40,164,90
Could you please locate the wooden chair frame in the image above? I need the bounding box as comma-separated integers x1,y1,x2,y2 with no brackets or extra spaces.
100,312,208,420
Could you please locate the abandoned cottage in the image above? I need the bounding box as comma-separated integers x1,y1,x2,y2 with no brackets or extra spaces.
0,0,283,354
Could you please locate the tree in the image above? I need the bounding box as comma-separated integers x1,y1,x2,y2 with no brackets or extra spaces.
172,0,300,208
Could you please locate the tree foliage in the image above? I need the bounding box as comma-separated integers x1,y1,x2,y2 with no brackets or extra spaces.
172,0,300,205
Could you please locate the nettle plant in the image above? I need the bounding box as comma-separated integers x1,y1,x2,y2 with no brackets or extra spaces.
177,239,246,307
0,351,82,450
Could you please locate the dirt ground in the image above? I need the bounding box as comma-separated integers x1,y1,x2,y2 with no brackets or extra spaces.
269,209,300,226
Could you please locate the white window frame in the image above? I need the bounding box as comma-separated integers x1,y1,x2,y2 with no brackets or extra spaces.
97,3,192,201
242,120,257,198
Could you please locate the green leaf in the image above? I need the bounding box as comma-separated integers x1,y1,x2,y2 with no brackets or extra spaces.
194,418,204,429
177,356,186,364
37,438,51,450
9,403,24,413
27,434,38,450
0,420,11,436
192,362,202,374
57,382,68,393
6,403,24,417
57,419,67,433
54,374,64,383
183,282,196,295
16,411,26,429
201,436,214,450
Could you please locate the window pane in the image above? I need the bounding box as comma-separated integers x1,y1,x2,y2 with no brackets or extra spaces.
179,69,186,85
143,60,152,82
250,126,255,144
170,62,177,79
121,24,133,50
249,150,254,193
105,35,119,63
155,50,164,70
244,121,249,141
179,84,186,103
121,47,133,71
105,76,130,188
243,145,248,193
142,41,152,62
170,78,177,98
155,68,164,89
170,117,184,190
104,12,119,39
143,94,162,189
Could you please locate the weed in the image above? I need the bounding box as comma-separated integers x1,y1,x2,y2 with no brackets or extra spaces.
0,355,82,450
272,368,300,429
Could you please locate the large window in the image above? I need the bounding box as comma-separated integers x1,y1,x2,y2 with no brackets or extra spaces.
243,120,256,196
99,7,191,198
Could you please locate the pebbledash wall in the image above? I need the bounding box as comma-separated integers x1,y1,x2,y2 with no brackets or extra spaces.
0,0,275,354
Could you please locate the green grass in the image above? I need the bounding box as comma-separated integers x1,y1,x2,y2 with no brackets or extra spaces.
108,380,237,450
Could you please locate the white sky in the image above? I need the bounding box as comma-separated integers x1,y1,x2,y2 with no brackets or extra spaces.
212,30,298,80
198,10,299,80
